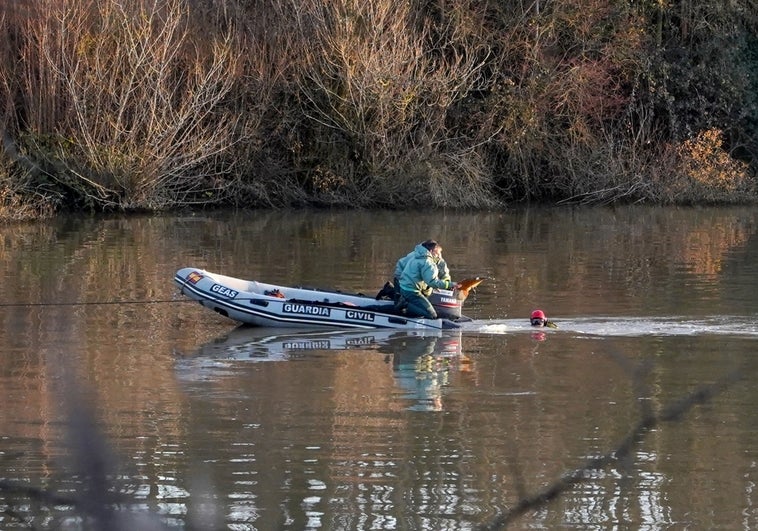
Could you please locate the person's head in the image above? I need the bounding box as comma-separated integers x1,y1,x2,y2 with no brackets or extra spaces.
530,309,546,327
421,239,442,259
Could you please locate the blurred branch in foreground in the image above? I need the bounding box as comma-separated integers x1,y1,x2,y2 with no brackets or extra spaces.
478,366,744,530
0,377,184,530
0,355,744,529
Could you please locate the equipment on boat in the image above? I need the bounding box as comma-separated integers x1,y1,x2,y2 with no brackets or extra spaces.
174,267,484,331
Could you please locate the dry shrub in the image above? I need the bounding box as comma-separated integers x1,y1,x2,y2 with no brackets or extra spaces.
289,0,501,207
393,148,499,208
10,0,252,210
0,164,57,222
656,129,753,203
2,0,756,215
475,0,652,201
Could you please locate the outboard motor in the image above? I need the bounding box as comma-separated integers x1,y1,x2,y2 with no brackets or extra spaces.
429,289,463,320
430,277,485,320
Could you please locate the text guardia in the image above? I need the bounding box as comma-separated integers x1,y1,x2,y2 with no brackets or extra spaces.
283,303,331,316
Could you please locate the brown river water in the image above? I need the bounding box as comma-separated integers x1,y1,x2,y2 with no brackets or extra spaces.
1,206,758,530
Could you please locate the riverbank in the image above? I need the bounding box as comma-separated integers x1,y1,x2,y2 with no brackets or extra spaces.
1,0,756,221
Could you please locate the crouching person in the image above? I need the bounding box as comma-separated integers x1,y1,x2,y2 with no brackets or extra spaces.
397,240,458,319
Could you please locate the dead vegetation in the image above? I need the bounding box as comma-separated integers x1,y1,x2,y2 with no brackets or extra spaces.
0,0,756,219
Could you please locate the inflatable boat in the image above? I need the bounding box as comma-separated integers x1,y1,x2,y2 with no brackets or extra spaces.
174,267,483,331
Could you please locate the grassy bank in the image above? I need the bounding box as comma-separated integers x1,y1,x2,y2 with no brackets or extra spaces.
1,0,756,220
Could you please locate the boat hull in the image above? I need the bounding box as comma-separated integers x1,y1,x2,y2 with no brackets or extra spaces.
174,268,468,331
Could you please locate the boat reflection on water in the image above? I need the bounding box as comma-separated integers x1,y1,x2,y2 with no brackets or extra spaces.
176,326,470,410
377,332,468,411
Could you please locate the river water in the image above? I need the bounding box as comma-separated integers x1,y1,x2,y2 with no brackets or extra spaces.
1,206,758,530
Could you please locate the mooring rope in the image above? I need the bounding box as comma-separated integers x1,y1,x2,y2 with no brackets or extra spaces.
0,299,192,308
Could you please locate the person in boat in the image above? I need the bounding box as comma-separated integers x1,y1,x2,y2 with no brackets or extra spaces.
389,242,451,304
530,309,558,328
397,240,458,319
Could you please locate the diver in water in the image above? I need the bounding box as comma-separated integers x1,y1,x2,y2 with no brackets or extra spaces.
530,309,558,328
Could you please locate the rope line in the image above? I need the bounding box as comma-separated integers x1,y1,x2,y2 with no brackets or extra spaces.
0,299,192,308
